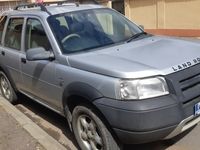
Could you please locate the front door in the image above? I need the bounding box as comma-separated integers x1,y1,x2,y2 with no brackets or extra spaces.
20,18,61,109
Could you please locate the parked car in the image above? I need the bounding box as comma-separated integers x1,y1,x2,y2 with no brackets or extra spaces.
1,2,200,150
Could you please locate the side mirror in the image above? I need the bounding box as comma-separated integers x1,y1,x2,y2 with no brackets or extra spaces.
139,25,144,30
26,47,54,61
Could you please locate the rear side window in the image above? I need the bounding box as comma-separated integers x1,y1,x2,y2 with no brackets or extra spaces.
4,18,23,50
0,16,7,44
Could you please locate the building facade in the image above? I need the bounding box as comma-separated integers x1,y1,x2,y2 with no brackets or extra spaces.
0,0,26,13
124,0,200,37
99,0,200,37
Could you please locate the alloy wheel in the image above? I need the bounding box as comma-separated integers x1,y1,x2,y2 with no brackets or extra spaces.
0,75,11,100
77,114,103,150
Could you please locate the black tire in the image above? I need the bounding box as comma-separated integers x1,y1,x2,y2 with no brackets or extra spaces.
0,71,18,103
72,105,121,150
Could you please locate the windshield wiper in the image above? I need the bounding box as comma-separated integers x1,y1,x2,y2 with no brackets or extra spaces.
126,32,147,43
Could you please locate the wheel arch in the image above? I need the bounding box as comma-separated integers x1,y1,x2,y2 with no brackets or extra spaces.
62,82,120,144
62,82,103,107
62,82,103,122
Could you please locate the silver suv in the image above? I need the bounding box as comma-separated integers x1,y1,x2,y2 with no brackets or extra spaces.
1,2,200,150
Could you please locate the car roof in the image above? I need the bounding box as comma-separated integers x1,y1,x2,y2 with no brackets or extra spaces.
2,4,105,18
48,4,104,15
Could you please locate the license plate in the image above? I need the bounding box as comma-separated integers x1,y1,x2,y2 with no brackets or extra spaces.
194,102,200,116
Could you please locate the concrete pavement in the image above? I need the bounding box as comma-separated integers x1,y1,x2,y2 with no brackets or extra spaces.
0,105,44,150
0,96,66,150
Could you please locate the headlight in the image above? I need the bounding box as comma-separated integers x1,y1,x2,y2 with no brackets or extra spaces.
120,77,169,100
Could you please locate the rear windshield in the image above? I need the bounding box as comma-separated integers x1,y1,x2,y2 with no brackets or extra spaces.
48,8,142,54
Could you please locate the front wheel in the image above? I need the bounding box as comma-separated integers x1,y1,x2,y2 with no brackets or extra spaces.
0,71,18,103
72,105,121,150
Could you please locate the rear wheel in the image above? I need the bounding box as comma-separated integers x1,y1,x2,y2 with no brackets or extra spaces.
72,105,121,150
0,71,18,103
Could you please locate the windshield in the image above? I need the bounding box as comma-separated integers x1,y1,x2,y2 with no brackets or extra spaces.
48,8,143,54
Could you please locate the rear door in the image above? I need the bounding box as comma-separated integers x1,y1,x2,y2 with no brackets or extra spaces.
1,17,24,89
0,16,7,66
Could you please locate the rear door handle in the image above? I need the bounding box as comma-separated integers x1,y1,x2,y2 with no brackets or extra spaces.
21,58,26,64
1,51,5,56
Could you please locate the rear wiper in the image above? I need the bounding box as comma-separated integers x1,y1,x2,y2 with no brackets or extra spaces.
126,32,147,43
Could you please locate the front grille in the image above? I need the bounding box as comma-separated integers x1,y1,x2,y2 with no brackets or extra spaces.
166,64,200,104
180,73,200,90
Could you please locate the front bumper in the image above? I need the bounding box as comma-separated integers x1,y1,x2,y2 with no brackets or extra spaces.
165,114,200,139
93,95,200,144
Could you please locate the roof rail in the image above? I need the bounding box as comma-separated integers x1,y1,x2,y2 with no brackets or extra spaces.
14,3,51,15
44,1,79,7
44,0,99,5
13,0,99,15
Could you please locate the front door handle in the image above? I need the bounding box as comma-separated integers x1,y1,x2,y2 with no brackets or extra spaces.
21,58,26,64
1,51,5,56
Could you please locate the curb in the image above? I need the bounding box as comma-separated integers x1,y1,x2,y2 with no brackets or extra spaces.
0,96,66,150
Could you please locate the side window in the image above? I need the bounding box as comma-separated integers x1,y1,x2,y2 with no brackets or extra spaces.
0,16,7,44
4,18,23,50
25,18,51,51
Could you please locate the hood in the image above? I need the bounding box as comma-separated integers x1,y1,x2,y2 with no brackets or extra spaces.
68,36,200,78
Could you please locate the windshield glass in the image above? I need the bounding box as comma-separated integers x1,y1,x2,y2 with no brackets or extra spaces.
48,8,143,54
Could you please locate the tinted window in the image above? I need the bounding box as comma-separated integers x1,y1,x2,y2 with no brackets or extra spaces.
4,18,23,50
48,8,142,54
25,18,51,51
0,16,7,44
